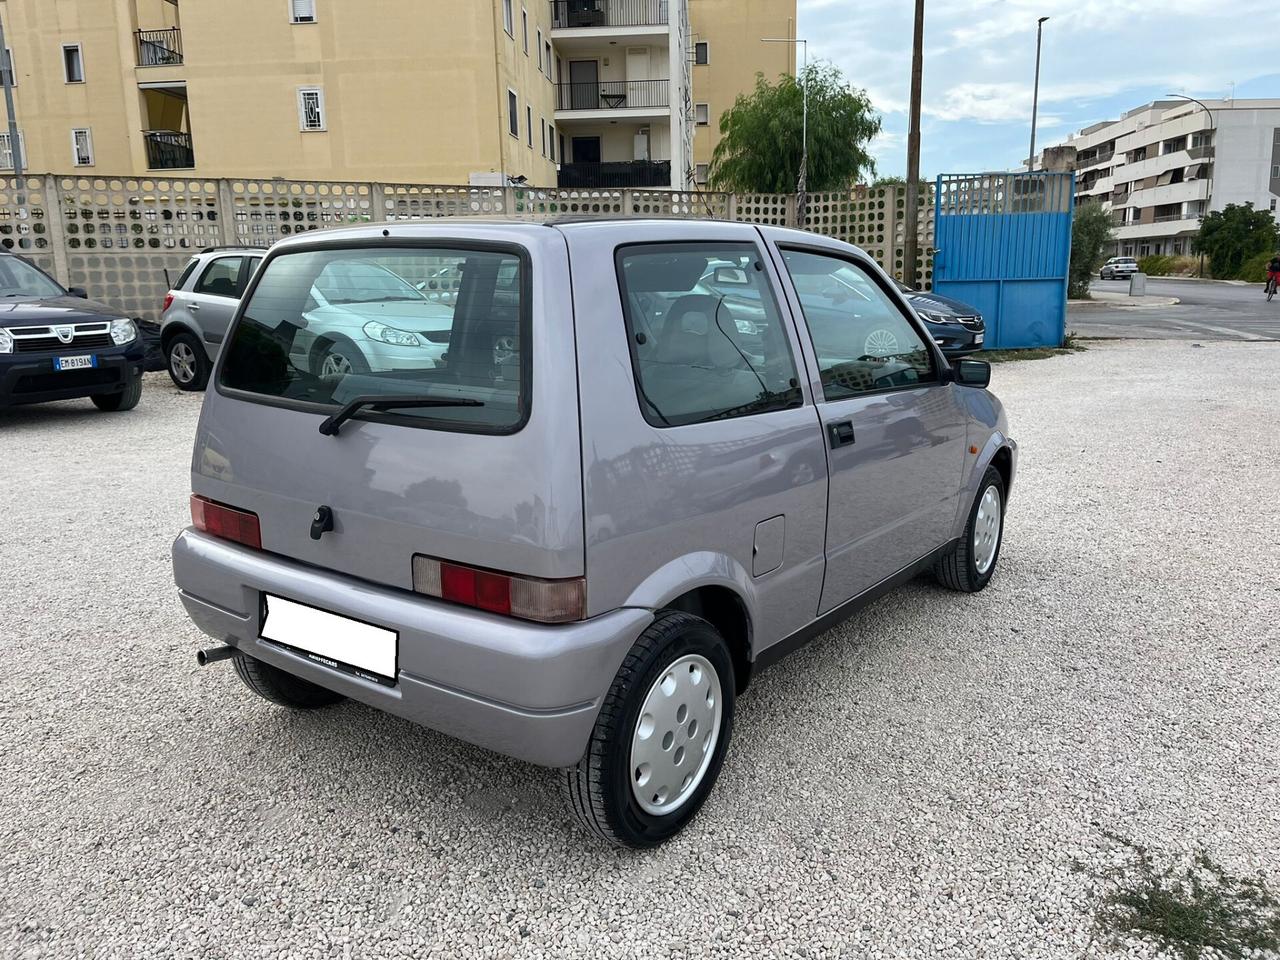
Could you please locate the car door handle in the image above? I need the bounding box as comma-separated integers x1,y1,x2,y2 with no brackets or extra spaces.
186,301,200,310
828,420,855,448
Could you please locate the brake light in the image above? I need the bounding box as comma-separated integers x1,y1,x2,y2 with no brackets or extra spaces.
412,555,585,624
162,292,175,312
191,495,262,550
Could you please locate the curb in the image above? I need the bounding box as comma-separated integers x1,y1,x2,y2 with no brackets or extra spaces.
1068,297,1181,308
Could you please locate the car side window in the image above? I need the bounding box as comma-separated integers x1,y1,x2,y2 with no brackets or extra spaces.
616,243,802,427
194,257,244,298
780,249,936,401
240,257,263,294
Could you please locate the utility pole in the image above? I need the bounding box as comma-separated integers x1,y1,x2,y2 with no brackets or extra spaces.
0,8,24,202
1027,17,1050,171
1166,93,1215,278
903,0,924,288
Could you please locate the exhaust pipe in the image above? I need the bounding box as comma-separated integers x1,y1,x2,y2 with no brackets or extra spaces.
196,645,240,667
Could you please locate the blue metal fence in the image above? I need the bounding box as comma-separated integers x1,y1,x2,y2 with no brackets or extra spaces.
933,172,1074,349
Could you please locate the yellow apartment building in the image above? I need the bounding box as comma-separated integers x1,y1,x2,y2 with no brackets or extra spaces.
0,0,794,190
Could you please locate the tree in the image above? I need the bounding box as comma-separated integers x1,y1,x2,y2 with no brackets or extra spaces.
709,63,881,194
1193,203,1279,279
1068,202,1114,299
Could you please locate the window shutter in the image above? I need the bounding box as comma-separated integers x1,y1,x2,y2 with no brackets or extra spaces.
291,0,316,23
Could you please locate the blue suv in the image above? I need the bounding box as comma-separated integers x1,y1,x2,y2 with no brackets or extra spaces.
0,254,145,412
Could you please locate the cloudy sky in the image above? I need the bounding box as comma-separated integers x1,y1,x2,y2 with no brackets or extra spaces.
797,0,1276,179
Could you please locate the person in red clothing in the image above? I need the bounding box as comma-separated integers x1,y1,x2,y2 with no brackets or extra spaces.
1267,253,1280,296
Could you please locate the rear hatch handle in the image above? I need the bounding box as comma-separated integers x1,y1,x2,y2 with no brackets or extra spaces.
317,395,483,436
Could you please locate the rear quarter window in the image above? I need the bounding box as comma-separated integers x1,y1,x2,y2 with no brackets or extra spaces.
218,244,529,434
174,257,199,290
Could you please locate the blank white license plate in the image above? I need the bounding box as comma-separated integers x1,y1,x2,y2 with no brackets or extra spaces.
54,355,96,371
259,594,398,683
974,334,984,345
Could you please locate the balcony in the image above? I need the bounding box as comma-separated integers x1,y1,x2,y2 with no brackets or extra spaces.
143,130,194,169
136,28,183,66
558,160,671,188
551,0,668,28
556,79,669,112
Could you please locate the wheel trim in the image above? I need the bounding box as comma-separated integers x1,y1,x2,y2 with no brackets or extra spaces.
864,329,899,356
170,342,197,383
320,351,352,378
973,484,1002,574
629,654,723,817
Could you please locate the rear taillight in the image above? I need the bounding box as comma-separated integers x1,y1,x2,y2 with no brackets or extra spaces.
191,495,262,550
162,292,175,312
412,555,585,624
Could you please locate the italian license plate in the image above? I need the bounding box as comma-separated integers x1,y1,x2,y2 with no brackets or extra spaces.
974,334,984,345
54,355,97,371
259,593,398,684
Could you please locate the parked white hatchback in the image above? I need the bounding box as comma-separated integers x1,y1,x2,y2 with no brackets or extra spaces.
1099,256,1139,280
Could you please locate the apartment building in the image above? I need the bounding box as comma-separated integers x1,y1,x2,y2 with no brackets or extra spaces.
0,0,794,191
1036,98,1280,257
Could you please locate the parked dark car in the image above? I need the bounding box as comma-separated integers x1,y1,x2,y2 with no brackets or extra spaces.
0,253,146,412
894,281,986,355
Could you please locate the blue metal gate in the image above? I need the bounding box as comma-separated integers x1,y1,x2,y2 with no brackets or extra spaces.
933,172,1074,350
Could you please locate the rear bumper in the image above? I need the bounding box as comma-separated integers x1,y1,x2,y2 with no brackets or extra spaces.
172,530,651,767
0,348,144,407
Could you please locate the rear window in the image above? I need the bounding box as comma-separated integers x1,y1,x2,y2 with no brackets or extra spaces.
173,257,199,290
218,245,527,433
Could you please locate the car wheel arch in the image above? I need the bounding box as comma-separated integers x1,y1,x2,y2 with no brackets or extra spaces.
160,322,199,350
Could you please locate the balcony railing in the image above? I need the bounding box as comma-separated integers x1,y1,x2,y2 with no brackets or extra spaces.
551,0,668,28
558,160,671,188
143,130,194,169
136,28,183,66
1152,212,1203,224
556,79,669,111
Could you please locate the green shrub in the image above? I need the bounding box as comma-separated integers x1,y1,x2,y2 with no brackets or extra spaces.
1138,254,1176,276
1238,251,1275,283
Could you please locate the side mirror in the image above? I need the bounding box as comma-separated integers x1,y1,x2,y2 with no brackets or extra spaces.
712,266,749,286
67,286,89,299
954,358,991,388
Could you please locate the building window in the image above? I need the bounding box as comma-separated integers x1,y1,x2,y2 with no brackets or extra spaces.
62,44,84,83
0,131,25,170
549,124,555,161
556,56,563,84
694,102,710,126
540,118,546,157
71,128,94,166
297,87,326,131
694,163,709,184
526,106,532,147
546,42,553,81
508,90,519,138
502,0,514,37
694,42,709,65
1,48,14,87
290,0,317,23
521,8,529,54
536,29,543,71
1272,164,1280,179
1271,199,1277,212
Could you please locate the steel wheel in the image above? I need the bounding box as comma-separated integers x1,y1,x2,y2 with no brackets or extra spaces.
629,653,723,817
864,328,899,357
169,341,198,384
972,483,1002,574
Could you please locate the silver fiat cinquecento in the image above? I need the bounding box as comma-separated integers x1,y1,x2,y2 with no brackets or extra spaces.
173,218,1017,848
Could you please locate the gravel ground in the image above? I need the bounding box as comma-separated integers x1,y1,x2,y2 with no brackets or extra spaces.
2,341,1278,959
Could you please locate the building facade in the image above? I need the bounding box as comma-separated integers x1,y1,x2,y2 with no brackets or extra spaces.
1036,98,1280,257
0,0,794,191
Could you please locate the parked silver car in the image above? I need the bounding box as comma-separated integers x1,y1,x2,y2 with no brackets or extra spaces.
161,247,266,390
1100,256,1139,280
173,220,1017,848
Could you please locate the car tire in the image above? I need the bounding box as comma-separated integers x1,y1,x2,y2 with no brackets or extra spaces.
91,371,143,412
933,465,1005,593
560,610,735,849
310,337,371,380
166,332,211,391
232,652,345,709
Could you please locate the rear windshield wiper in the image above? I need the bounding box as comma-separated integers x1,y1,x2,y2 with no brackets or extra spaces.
318,395,483,436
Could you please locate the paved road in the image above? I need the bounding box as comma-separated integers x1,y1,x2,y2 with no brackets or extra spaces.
1069,278,1280,341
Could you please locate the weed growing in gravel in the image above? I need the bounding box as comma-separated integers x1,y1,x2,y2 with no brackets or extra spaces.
981,332,1087,364
1094,832,1280,959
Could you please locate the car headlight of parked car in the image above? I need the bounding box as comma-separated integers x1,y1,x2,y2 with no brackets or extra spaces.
362,320,423,347
916,310,959,325
109,318,138,345
0,329,12,354
734,318,759,335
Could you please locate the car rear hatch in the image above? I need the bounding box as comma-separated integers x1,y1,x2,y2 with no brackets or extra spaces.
189,225,584,600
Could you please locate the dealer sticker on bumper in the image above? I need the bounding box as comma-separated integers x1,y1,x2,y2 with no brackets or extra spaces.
54,355,97,371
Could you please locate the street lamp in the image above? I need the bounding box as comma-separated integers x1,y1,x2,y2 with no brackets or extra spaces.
1027,16,1049,171
1166,93,1215,276
761,37,808,223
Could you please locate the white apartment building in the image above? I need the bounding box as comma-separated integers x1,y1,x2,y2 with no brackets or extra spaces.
1038,98,1280,257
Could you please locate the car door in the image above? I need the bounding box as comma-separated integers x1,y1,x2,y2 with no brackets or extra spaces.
765,237,969,615
184,255,245,353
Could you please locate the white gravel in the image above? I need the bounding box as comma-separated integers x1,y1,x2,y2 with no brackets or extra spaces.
2,341,1278,959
